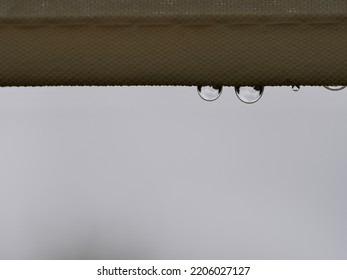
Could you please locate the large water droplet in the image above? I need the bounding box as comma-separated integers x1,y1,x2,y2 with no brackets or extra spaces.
324,86,346,91
235,86,264,104
197,86,223,101
292,86,300,92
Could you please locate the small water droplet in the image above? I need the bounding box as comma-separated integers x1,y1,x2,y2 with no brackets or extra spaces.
324,86,346,91
235,86,264,104
292,86,300,92
197,86,223,101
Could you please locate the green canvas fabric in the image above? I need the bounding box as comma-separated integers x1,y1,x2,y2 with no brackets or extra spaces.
0,0,346,87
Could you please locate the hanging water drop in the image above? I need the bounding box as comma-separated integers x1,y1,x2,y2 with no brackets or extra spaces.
292,86,300,92
197,86,223,101
324,86,346,91
235,86,264,104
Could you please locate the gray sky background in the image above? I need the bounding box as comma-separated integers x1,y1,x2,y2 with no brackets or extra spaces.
0,86,346,260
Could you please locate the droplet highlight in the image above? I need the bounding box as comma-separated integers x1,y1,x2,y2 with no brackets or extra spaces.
292,86,300,92
197,86,223,101
324,86,346,91
235,86,264,104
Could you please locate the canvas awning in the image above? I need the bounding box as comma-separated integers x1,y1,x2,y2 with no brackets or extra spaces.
0,0,346,87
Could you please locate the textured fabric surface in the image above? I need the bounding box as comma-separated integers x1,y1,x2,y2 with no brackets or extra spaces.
0,0,346,87
1,0,346,19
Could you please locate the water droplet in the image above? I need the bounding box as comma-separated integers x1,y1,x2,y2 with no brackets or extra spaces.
197,86,223,101
235,86,264,104
324,86,346,91
292,86,300,92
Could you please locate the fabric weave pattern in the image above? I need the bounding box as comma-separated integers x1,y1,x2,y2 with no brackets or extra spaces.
0,0,346,87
